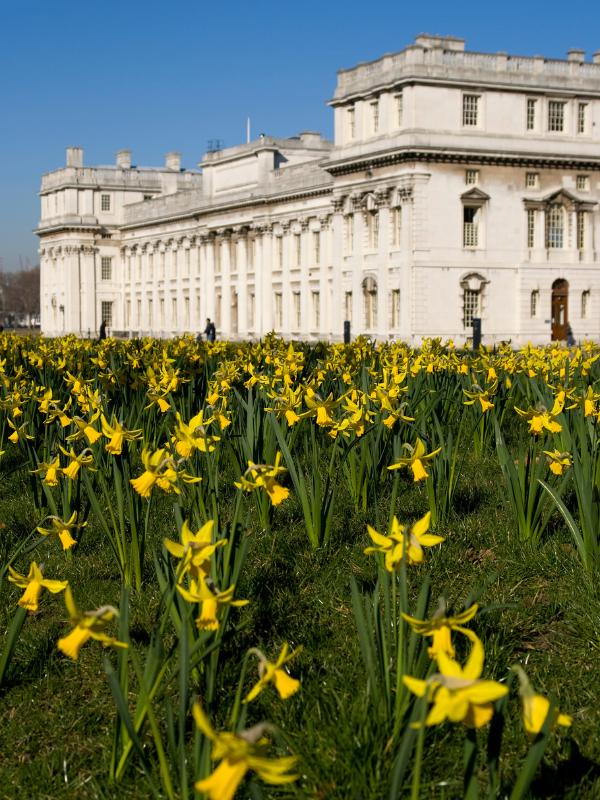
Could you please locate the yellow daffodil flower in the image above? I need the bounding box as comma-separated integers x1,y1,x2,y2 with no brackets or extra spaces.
57,586,127,660
58,446,95,480
245,643,303,702
403,635,507,728
8,561,68,612
7,418,34,444
234,452,289,505
514,392,565,435
512,666,572,737
387,437,442,481
66,412,102,445
163,519,226,580
176,576,248,630
193,703,298,800
31,455,62,486
543,449,572,476
463,380,497,413
402,602,479,658
37,511,86,551
171,410,219,457
365,511,444,571
100,414,143,455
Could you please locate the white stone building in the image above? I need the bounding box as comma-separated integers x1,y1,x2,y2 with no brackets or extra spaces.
38,35,600,344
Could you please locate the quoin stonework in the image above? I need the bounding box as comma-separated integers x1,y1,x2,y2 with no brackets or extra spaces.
38,35,600,344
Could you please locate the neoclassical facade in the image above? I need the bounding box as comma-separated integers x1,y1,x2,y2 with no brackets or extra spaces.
38,35,600,344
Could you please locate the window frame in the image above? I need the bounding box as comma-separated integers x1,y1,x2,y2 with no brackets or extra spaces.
462,94,480,127
100,193,112,212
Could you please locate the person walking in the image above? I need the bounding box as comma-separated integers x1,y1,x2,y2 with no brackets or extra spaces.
98,319,107,340
204,318,216,343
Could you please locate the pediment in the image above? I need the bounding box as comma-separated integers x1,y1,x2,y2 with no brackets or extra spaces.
460,187,490,203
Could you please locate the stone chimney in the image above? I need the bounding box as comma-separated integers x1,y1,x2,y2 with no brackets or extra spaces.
567,48,585,62
165,152,181,171
66,146,83,167
116,149,132,169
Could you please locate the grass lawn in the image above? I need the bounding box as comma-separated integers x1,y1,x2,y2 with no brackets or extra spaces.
1,440,599,799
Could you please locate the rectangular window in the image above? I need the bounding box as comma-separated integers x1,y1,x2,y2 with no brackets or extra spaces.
347,106,355,140
148,298,153,327
171,297,177,328
576,175,589,192
125,299,130,328
546,206,564,248
463,289,479,328
391,207,402,247
274,292,282,327
294,233,301,267
582,290,590,318
101,301,113,328
184,296,190,328
248,292,255,328
293,291,301,328
465,169,479,186
275,236,283,269
548,100,566,132
525,172,539,189
371,100,379,134
159,297,164,327
367,212,379,249
148,252,153,280
313,231,321,264
184,248,190,276
101,194,111,212
527,209,536,248
462,94,479,127
577,102,587,134
159,251,165,280
229,239,236,271
390,289,401,328
247,237,254,269
577,211,585,250
526,99,537,131
344,291,352,322
344,215,354,254
311,291,320,329
395,92,403,127
215,293,222,327
101,256,112,281
125,255,131,281
530,290,539,317
463,207,479,247
136,298,141,326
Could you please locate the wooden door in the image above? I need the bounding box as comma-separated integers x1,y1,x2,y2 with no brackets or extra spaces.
551,280,568,341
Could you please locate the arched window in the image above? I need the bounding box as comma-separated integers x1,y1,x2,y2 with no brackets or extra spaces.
362,276,378,330
546,205,564,249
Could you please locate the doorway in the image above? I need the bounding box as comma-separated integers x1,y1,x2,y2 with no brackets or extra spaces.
551,279,568,341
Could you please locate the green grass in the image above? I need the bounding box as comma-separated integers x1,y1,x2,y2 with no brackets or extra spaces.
0,443,599,799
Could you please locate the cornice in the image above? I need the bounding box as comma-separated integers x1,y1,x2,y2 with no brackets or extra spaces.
119,185,332,232
323,146,600,176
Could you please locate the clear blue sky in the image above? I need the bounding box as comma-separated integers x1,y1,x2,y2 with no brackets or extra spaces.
1,0,599,271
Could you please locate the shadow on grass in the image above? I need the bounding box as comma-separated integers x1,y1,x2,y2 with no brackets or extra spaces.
531,741,600,798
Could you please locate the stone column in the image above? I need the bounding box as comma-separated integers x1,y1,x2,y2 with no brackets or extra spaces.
330,198,345,340
237,231,248,335
352,197,365,334
376,189,391,339
220,232,231,336
300,219,310,336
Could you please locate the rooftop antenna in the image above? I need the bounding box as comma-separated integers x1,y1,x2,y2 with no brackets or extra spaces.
246,117,251,144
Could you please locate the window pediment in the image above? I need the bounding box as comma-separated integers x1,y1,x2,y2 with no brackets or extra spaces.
460,187,490,206
524,188,597,211
460,272,488,292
